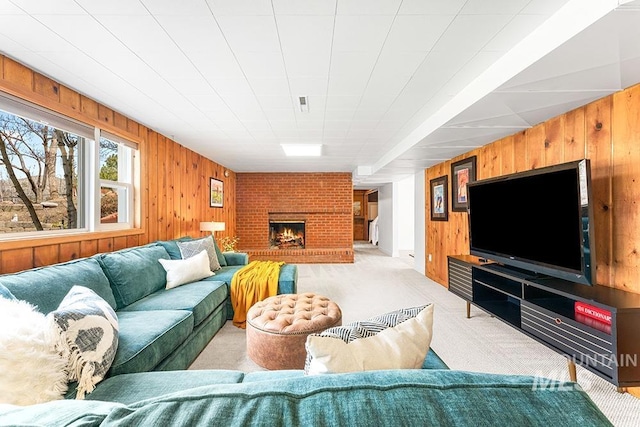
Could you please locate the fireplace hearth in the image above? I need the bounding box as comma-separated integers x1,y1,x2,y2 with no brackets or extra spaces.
270,221,305,249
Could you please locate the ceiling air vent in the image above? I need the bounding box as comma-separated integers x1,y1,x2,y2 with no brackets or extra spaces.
299,96,309,113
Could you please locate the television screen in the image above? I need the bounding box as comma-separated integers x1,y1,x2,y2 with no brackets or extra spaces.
467,159,595,285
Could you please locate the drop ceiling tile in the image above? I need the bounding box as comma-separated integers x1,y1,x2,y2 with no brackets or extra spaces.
0,1,24,13
211,79,255,98
324,108,355,120
243,120,273,131
155,15,228,53
358,94,398,110
276,15,334,54
12,0,85,14
323,120,352,130
365,73,411,97
264,109,296,121
295,118,324,130
97,15,175,53
337,0,402,15
217,16,280,53
272,0,336,15
139,51,202,80
327,74,369,96
190,51,244,80
256,95,294,109
249,78,290,96
0,15,77,53
326,96,361,110
383,15,454,53
283,52,330,78
432,15,512,53
75,0,149,15
141,0,211,16
235,51,286,78
288,77,328,96
330,51,378,77
521,0,570,14
398,0,465,14
235,109,267,121
483,14,549,52
460,0,529,15
332,15,395,52
215,119,246,131
352,109,386,121
206,0,273,16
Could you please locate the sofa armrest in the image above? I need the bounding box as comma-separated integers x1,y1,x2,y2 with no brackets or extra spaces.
223,252,249,266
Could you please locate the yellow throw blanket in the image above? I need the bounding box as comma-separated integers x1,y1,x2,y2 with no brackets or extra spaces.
230,260,285,329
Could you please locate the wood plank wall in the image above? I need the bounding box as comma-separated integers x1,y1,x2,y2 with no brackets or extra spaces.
0,55,236,273
425,82,640,297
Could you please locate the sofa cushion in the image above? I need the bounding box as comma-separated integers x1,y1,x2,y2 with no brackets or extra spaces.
222,251,248,266
0,257,116,314
155,237,193,260
48,286,119,399
213,238,227,267
98,245,170,309
109,310,194,376
119,280,228,326
86,370,245,405
177,236,221,272
0,283,15,300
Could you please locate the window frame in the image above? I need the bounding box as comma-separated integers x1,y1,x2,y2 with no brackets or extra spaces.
0,91,140,240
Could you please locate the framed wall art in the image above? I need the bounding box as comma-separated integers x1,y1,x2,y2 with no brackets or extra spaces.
210,177,224,208
451,156,477,212
430,175,448,221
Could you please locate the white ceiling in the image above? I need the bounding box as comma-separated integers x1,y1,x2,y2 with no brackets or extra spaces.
0,0,638,188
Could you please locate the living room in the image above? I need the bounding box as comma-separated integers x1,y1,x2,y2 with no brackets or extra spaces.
1,1,640,425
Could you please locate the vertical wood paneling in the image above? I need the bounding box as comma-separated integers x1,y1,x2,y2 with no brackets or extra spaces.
34,246,59,268
527,124,545,170
158,135,168,241
587,97,613,287
544,116,564,165
564,107,586,161
59,242,80,262
0,53,237,274
478,143,500,179
147,131,159,243
2,248,32,272
426,82,640,299
513,131,528,172
80,240,98,258
499,136,515,175
612,85,640,292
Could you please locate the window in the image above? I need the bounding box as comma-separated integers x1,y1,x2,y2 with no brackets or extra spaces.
0,92,138,237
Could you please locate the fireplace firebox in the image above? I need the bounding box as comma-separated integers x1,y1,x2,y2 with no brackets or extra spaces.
270,221,305,249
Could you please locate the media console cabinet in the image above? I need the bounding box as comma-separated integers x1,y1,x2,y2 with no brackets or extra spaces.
448,255,640,391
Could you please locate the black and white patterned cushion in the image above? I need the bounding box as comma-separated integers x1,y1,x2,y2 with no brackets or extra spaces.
177,235,221,271
48,286,119,399
304,304,432,374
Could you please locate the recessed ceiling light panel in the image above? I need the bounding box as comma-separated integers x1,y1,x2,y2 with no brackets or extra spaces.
281,143,322,157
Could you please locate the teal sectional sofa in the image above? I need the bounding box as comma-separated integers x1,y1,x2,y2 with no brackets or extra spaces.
0,237,297,380
0,369,612,426
0,239,612,426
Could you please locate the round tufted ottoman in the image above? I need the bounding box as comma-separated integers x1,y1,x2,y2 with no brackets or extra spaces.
246,293,342,370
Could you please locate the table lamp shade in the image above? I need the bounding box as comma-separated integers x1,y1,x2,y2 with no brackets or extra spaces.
200,222,225,232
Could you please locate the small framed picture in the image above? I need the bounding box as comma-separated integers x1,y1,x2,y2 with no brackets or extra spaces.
210,177,223,208
430,175,448,221
451,156,477,212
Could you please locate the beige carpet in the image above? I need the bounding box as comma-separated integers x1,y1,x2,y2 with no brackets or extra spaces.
190,242,640,427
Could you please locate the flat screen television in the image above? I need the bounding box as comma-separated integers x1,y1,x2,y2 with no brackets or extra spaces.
467,159,596,285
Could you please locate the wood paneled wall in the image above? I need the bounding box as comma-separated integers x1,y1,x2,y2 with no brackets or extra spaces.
426,82,640,296
0,55,236,273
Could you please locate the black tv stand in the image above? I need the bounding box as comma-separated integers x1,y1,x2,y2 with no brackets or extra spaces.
447,255,640,391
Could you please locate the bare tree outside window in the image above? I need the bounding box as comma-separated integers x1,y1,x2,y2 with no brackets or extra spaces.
0,111,81,233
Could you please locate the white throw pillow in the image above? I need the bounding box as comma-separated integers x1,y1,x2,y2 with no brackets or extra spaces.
0,298,68,405
159,249,214,289
48,286,119,399
305,304,434,375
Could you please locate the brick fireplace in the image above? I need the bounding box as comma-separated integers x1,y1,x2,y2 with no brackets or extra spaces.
236,173,354,263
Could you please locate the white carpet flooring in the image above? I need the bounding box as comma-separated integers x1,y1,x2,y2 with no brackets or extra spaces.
190,242,640,427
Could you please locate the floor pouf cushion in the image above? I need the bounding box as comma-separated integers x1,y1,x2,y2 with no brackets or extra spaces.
246,293,342,370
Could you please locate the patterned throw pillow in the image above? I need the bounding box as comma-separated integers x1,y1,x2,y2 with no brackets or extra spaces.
177,235,221,271
48,286,119,399
304,304,434,375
